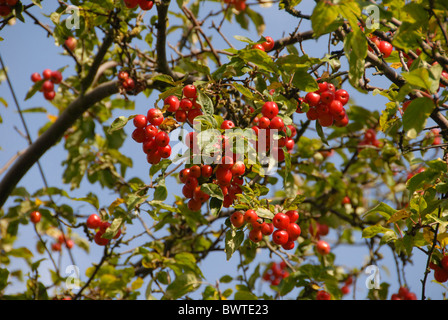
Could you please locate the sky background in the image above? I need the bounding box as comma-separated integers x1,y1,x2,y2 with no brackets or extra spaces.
0,0,446,300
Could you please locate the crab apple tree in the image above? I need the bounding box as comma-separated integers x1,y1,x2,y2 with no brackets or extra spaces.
1,0,448,302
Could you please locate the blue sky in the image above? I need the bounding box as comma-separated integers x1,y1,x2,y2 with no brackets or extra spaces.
0,1,446,300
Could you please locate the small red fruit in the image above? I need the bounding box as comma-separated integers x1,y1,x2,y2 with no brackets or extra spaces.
30,211,41,224
316,240,331,255
31,72,42,83
147,108,164,126
261,101,279,119
272,212,290,230
262,36,275,51
133,114,148,128
164,95,180,113
244,209,258,224
183,84,197,99
230,211,245,228
86,214,102,229
316,290,331,300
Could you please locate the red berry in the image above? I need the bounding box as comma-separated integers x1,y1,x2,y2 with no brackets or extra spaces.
124,0,139,8
133,114,148,128
221,120,235,130
164,95,180,113
258,116,270,129
441,255,448,271
65,239,75,249
175,110,187,122
286,222,301,241
155,131,170,147
316,290,331,300
272,212,290,230
282,240,295,250
262,36,275,51
230,161,245,176
320,90,335,105
335,89,349,105
180,98,193,111
187,198,202,211
44,91,56,101
132,128,146,143
189,165,202,178
182,184,194,198
158,144,172,158
64,36,77,51
187,108,203,124
0,5,11,17
123,78,135,90
230,211,245,228
51,242,62,251
86,214,102,229
147,108,164,126
269,116,284,130
261,222,274,235
138,0,154,10
94,231,109,246
252,43,265,51
216,166,233,185
305,92,321,107
261,101,279,119
142,139,157,154
272,229,289,245
193,186,210,203
42,69,52,80
118,70,129,82
285,210,299,223
183,84,197,99
201,164,213,178
244,209,258,224
50,70,63,84
378,41,393,58
249,229,263,243
144,125,158,139
31,72,42,83
30,211,41,224
316,240,331,255
306,107,319,121
42,80,55,92
434,266,448,283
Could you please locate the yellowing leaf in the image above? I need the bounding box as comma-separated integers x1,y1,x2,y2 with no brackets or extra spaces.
387,209,411,223
34,198,43,206
131,277,144,291
47,114,58,123
390,62,403,69
108,198,124,215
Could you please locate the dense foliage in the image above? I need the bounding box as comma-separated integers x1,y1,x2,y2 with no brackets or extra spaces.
0,0,448,300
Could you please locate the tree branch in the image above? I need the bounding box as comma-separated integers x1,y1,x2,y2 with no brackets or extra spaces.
0,80,119,209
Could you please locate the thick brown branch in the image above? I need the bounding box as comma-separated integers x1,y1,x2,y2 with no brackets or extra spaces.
0,81,119,209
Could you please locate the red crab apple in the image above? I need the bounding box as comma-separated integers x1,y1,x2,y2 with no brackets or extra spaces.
86,214,102,229
316,240,331,255
30,211,41,224
64,36,77,51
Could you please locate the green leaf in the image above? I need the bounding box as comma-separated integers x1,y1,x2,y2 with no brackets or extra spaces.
238,49,278,74
154,179,168,201
402,68,441,94
225,229,245,260
362,202,397,220
162,272,200,300
402,97,434,139
0,268,9,291
196,90,214,116
311,1,343,37
232,82,260,101
201,183,224,200
108,115,133,133
209,197,223,216
255,207,274,220
362,225,394,238
315,121,329,146
102,218,124,240
292,69,319,92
